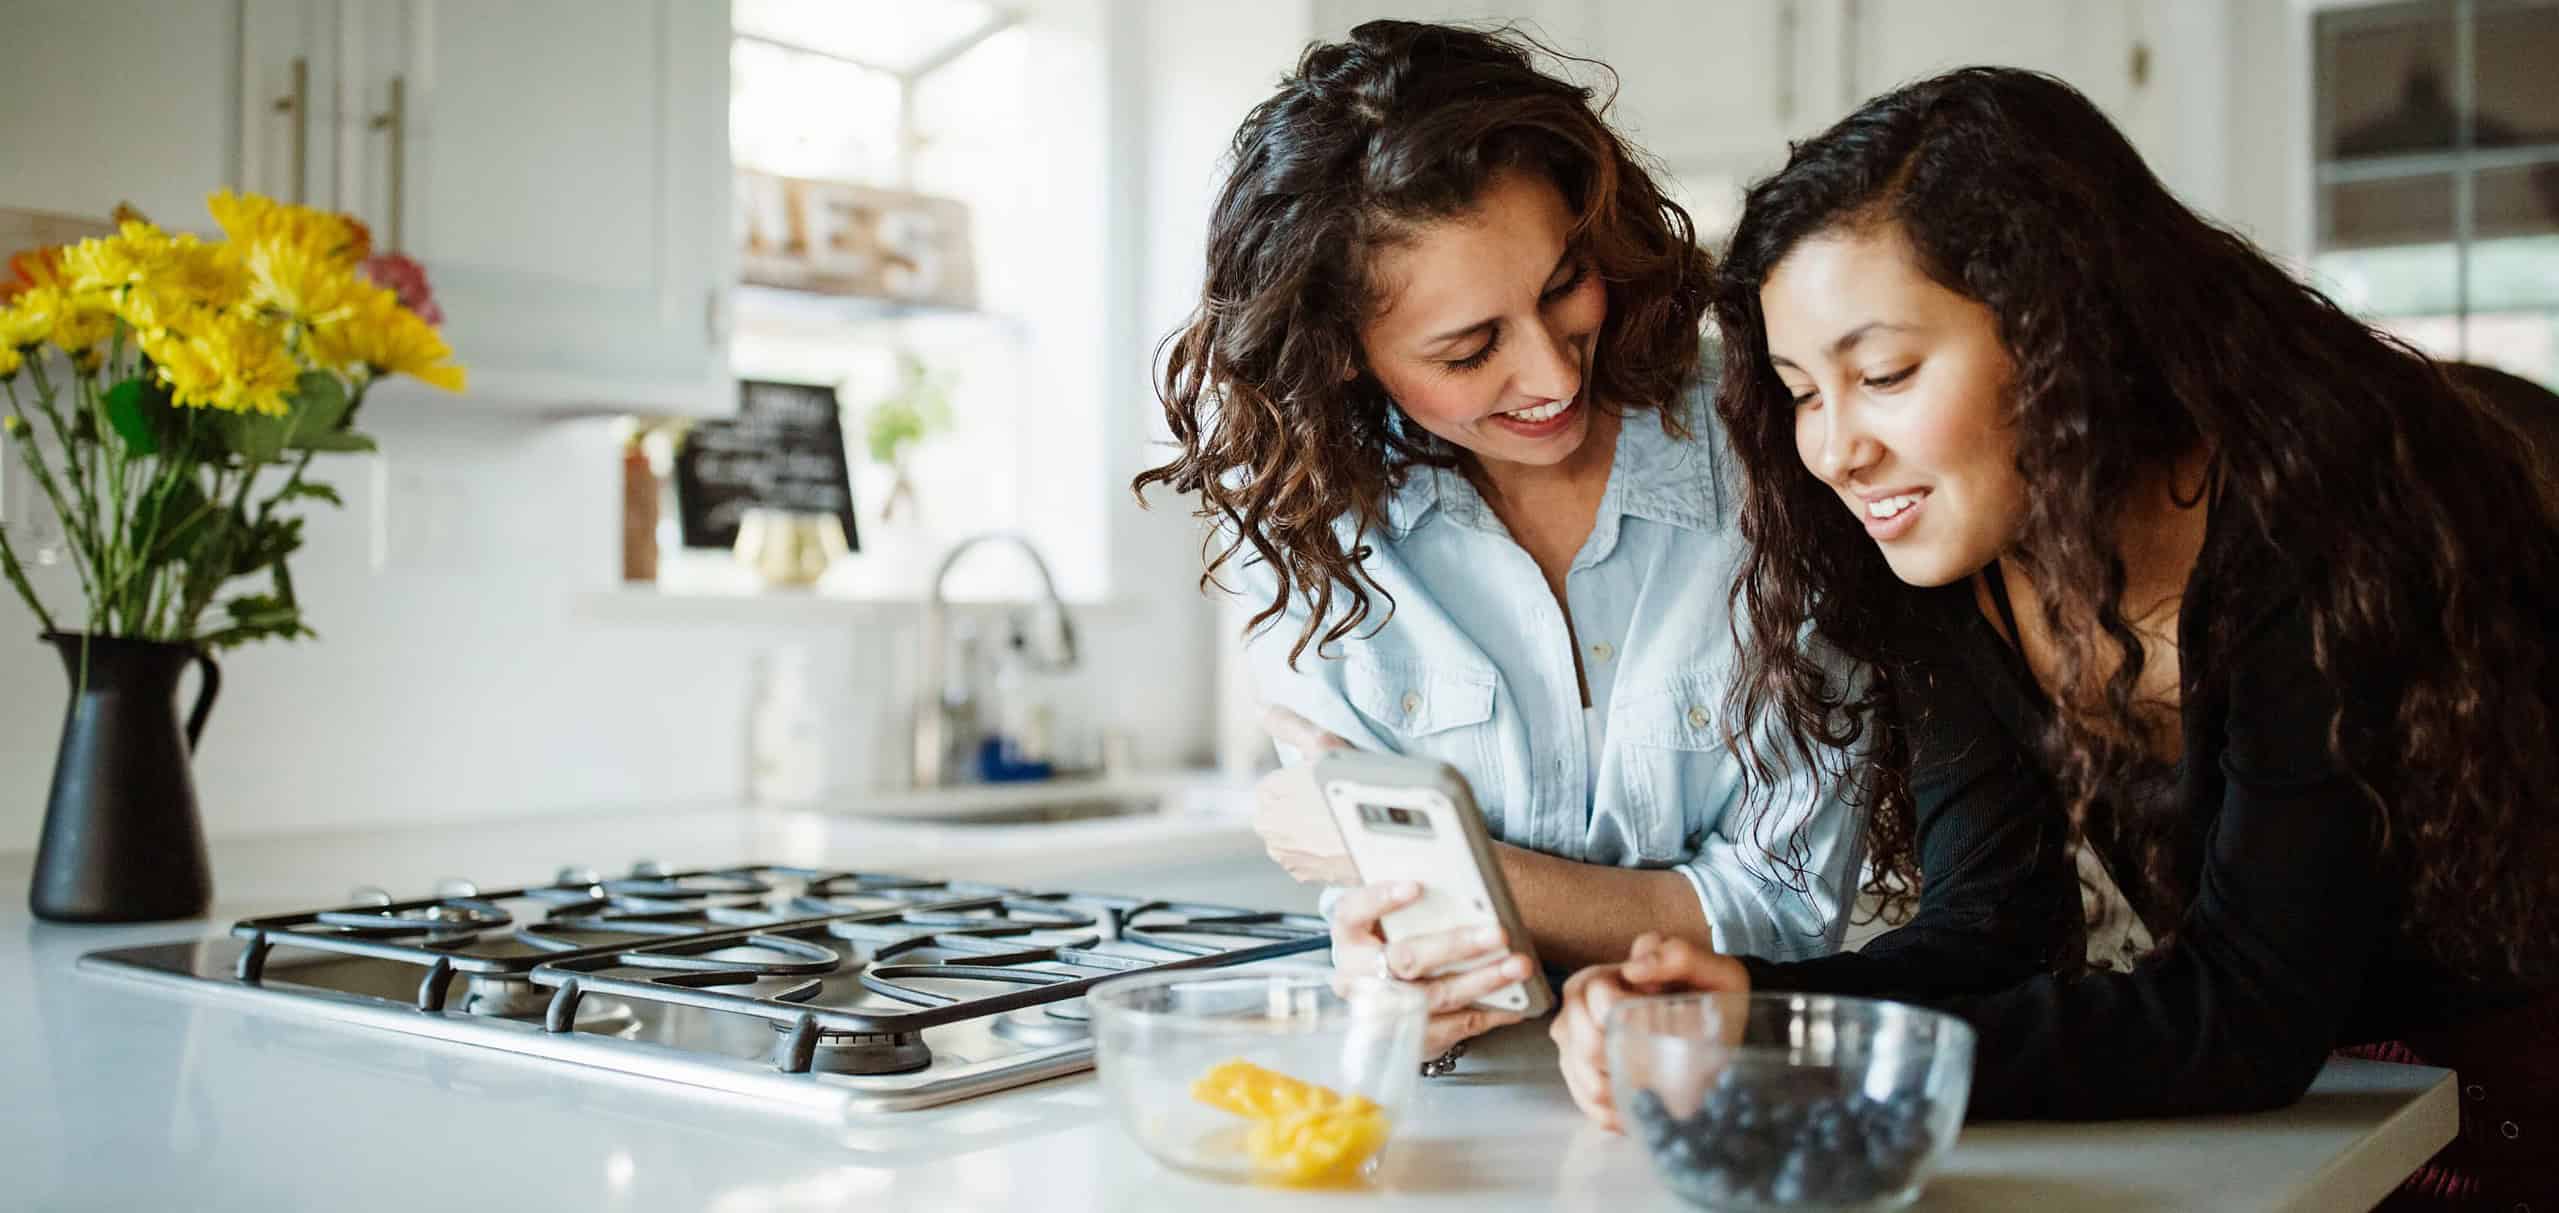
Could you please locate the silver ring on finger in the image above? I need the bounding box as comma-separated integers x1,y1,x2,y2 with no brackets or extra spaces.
1420,1040,1470,1078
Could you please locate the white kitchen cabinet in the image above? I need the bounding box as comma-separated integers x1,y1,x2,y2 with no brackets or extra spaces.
339,0,735,417
238,0,347,215
1587,1,1808,178
1839,0,2164,152
1312,0,1578,40
0,1,288,228
0,0,734,418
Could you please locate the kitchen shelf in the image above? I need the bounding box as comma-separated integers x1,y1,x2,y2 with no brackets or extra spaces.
571,583,1128,628
731,282,1028,338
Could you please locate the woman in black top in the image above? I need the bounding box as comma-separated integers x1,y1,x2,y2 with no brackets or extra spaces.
1549,69,2559,1204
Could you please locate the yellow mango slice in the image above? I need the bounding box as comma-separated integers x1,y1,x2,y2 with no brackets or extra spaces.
1190,1059,1391,1187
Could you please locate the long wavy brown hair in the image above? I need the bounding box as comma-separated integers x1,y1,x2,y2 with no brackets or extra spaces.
1713,68,2559,979
1132,20,1711,664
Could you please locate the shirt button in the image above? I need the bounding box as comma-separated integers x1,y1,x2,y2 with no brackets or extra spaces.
1401,691,1422,717
1686,705,1710,730
1588,641,1615,663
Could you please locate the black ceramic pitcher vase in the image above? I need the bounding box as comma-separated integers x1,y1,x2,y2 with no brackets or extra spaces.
29,632,220,922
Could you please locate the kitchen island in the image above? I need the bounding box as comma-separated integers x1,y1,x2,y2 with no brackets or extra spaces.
1,804,2455,1211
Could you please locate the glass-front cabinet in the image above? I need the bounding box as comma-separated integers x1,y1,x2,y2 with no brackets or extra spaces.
2313,0,2559,387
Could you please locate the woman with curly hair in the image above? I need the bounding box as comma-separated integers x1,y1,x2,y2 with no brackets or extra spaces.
1134,20,1865,1060
1548,67,2559,1202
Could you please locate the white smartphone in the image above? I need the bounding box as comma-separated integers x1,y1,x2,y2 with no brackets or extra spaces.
1313,750,1554,1018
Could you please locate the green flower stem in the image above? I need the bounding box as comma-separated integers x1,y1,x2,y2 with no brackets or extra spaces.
24,359,101,563
0,504,58,634
75,370,130,633
93,333,142,633
258,450,317,526
135,442,205,638
2,377,100,612
179,457,269,639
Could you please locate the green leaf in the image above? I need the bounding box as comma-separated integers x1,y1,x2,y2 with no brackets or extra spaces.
281,372,353,450
102,377,158,455
137,473,216,565
211,593,307,645
223,593,297,627
226,514,304,577
275,479,342,507
294,428,376,454
211,410,288,463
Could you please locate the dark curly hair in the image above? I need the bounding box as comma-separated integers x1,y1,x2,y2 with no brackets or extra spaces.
1712,68,2559,979
1131,20,1711,664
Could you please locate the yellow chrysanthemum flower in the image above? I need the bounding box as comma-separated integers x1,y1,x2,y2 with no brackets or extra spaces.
307,280,465,392
1,293,48,377
6,284,116,356
62,221,174,294
0,294,46,349
59,221,249,337
205,191,376,336
140,309,299,416
207,190,369,265
238,227,360,328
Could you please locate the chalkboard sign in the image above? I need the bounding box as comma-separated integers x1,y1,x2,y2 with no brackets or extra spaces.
672,380,861,551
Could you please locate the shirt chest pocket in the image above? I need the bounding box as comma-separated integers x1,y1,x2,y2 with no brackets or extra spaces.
1341,655,1499,804
1610,666,1731,864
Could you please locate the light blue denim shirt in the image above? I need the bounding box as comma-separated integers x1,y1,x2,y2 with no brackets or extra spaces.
1239,378,1862,962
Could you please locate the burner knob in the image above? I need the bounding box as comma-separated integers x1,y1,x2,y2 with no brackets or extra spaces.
630,859,667,878
434,877,480,899
554,866,603,888
346,885,393,907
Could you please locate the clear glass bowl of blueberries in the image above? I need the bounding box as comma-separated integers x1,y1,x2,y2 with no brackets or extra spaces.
1607,992,1974,1211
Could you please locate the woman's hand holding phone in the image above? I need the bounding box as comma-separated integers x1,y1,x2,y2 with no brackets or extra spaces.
1330,879,1538,1056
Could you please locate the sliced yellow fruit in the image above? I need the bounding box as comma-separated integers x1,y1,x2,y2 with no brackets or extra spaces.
1190,1059,1391,1188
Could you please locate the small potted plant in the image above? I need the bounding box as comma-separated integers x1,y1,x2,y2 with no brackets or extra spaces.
864,349,954,527
0,191,463,922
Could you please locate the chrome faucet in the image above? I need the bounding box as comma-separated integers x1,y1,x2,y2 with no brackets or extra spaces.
912,532,1079,788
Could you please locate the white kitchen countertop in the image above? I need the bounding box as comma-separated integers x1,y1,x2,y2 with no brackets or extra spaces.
1,805,2456,1212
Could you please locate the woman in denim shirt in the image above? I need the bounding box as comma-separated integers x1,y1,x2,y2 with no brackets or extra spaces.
1135,21,1863,1059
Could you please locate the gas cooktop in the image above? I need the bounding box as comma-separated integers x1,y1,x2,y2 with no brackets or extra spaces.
78,863,1330,1115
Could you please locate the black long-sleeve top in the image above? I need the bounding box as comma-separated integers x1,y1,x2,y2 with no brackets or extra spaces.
1741,516,2549,1121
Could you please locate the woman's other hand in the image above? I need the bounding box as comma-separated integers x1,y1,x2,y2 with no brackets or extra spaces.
1549,932,1753,1131
1252,706,1359,885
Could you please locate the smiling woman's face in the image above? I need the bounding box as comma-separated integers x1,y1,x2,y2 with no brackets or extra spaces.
1761,222,2027,587
1358,168,1609,472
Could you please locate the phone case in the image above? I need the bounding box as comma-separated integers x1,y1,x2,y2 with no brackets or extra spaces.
1313,751,1555,1018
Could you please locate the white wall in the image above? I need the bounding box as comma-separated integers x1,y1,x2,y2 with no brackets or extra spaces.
0,0,1303,849
3,410,766,842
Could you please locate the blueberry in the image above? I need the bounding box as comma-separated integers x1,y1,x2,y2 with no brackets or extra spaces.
1768,1152,1815,1203
1659,1133,1702,1170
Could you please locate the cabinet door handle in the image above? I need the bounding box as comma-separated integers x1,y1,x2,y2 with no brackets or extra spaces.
271,56,310,204
1777,0,1798,124
369,74,409,251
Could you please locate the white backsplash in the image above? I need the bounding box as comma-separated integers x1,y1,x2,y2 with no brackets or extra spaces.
0,402,1222,846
